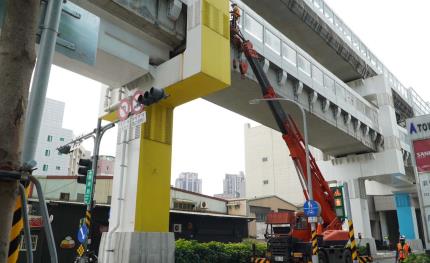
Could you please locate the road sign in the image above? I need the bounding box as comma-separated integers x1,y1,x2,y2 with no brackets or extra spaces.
131,90,145,114
0,2,99,66
76,244,85,256
77,224,88,244
84,170,94,205
303,200,320,217
131,111,146,127
117,98,131,121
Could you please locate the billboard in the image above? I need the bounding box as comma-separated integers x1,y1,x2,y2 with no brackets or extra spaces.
413,139,430,173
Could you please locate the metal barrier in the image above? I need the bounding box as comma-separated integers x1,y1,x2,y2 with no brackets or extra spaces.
303,0,430,116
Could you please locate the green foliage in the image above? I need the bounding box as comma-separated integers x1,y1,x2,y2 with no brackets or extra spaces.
404,253,430,263
175,239,267,263
357,245,368,256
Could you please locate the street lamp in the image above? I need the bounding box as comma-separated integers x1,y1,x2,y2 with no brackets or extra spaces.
249,97,318,263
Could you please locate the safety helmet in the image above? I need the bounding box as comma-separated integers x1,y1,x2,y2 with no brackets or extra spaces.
399,235,406,241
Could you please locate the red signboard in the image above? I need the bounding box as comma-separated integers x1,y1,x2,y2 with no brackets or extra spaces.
413,139,430,173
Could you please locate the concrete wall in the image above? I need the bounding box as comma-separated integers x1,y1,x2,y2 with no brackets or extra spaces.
227,199,248,216
245,124,306,205
248,196,297,212
31,177,112,204
170,188,227,214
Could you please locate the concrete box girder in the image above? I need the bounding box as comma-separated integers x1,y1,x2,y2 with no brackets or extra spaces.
240,0,375,82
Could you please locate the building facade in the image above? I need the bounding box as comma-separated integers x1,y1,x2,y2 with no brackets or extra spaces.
96,155,115,176
68,145,91,176
174,172,202,193
215,172,246,199
33,98,73,176
244,124,306,206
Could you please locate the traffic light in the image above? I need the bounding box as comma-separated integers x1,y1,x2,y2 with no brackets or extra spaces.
137,87,166,106
57,145,72,155
331,186,346,220
77,159,92,184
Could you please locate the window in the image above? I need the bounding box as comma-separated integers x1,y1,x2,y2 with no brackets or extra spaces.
282,43,296,66
244,14,263,41
19,235,38,251
59,192,70,201
265,29,280,54
47,135,53,142
42,165,48,172
312,65,323,85
45,149,50,156
56,166,61,171
255,212,267,222
77,193,84,202
173,201,195,211
263,180,269,185
262,157,268,162
323,75,335,92
297,55,311,76
60,137,64,142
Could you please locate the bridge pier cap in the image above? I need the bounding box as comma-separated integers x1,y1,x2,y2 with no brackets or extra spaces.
99,0,230,262
407,114,430,249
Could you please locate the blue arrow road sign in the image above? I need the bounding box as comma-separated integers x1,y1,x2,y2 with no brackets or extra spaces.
303,200,320,217
77,224,89,244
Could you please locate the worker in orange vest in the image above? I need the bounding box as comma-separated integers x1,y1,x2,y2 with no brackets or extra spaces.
396,235,411,262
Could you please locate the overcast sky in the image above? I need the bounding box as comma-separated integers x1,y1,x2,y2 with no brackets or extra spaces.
45,0,430,196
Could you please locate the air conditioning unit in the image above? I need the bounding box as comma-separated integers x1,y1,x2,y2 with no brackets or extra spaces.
199,201,207,209
173,224,182,233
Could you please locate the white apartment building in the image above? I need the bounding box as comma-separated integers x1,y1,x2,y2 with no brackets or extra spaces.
33,98,73,176
175,172,202,193
244,124,306,206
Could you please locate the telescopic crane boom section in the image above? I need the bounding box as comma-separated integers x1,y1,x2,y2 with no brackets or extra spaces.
230,5,341,231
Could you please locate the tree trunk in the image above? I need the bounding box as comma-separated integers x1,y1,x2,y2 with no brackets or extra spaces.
0,0,39,261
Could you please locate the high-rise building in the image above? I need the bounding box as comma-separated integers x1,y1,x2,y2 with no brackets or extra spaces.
33,98,73,176
175,172,202,193
215,172,246,199
244,124,307,205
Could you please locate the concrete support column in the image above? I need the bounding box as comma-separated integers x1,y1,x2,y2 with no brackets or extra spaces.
379,212,389,241
394,193,422,249
349,179,372,238
348,179,376,254
135,104,174,232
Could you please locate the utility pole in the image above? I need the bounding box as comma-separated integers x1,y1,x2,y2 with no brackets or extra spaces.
58,119,116,261
0,0,40,261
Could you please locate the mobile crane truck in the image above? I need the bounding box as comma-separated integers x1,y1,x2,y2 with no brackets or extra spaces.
230,4,372,263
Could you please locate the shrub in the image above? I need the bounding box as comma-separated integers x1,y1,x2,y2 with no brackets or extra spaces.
404,254,430,263
175,239,267,263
